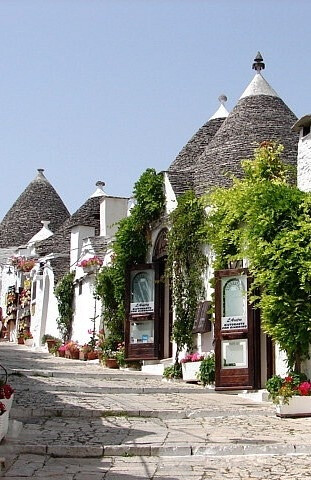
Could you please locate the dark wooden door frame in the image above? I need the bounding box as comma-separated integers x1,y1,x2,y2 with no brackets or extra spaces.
214,268,261,391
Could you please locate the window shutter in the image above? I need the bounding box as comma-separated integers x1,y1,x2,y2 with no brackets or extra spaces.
192,301,212,334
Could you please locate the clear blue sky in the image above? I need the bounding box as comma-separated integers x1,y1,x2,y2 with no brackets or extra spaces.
0,0,310,221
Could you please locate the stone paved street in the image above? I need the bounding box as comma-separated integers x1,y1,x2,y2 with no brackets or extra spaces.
1,343,311,479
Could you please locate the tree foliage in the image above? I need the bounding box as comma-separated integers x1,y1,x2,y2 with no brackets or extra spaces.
95,168,165,343
204,142,311,371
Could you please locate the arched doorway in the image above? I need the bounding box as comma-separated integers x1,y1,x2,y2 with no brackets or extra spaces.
152,228,172,359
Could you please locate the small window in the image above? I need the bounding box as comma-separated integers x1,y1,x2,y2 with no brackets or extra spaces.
303,125,310,137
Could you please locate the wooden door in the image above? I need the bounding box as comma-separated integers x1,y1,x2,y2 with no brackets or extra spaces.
125,263,161,360
214,269,261,391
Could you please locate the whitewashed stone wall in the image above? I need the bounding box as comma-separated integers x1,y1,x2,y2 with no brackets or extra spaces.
297,132,311,192
31,265,60,346
71,275,101,345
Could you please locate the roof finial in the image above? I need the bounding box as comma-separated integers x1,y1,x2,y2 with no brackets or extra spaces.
218,94,227,105
252,51,265,73
96,181,105,188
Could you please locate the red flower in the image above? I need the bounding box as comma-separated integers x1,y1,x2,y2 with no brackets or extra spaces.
0,384,14,399
298,381,311,396
284,376,293,383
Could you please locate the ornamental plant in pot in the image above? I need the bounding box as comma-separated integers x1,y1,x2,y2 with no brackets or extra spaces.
181,352,204,382
78,256,103,273
266,373,311,417
24,331,34,347
0,383,15,412
197,352,215,387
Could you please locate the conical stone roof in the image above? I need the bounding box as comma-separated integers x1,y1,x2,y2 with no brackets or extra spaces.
167,97,229,196
35,184,105,259
194,57,299,195
0,169,70,248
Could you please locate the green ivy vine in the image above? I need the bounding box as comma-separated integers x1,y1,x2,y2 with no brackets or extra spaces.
54,271,75,342
204,142,311,372
167,190,207,363
96,168,165,345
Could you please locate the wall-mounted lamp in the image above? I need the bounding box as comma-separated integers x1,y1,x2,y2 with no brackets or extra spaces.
7,267,13,275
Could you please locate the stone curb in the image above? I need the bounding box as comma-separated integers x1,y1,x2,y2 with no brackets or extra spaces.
2,442,311,458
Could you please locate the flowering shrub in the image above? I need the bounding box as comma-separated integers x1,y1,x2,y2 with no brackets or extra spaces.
266,374,311,404
180,352,204,364
78,256,103,268
0,384,14,400
0,402,6,416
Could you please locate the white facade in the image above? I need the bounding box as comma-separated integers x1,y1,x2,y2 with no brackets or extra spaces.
297,127,311,192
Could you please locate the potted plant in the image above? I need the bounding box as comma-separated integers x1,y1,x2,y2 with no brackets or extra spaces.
0,401,8,441
58,344,66,358
115,342,126,368
16,257,36,273
197,352,215,387
181,352,205,382
0,383,14,412
78,256,103,273
266,373,311,417
24,331,34,347
163,363,182,381
65,341,80,359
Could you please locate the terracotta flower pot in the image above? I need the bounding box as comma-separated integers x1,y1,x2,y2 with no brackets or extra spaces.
87,351,98,361
46,339,56,352
70,350,80,360
105,358,118,369
17,337,24,345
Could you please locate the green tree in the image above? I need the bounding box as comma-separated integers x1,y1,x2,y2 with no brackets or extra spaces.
96,168,165,344
204,142,311,372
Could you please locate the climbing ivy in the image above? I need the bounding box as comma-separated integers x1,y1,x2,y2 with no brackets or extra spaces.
96,168,165,344
54,271,75,342
204,142,311,372
167,190,207,362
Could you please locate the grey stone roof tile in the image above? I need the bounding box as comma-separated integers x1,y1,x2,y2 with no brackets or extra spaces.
0,170,70,248
194,95,299,195
168,117,225,195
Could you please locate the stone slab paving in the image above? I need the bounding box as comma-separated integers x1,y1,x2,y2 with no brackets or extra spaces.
2,343,311,479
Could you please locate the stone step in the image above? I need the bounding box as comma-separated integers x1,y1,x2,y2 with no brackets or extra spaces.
9,368,162,380
10,406,268,420
2,440,310,458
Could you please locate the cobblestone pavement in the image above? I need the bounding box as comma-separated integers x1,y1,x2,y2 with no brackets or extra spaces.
1,342,311,479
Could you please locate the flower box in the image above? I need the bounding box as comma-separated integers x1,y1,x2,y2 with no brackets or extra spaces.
0,411,9,441
1,394,14,413
25,339,34,347
182,361,202,382
276,396,311,418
